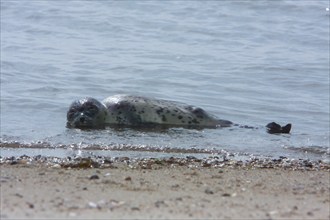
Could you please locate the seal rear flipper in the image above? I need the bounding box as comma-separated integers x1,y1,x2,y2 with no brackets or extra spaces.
281,123,291,134
266,122,292,134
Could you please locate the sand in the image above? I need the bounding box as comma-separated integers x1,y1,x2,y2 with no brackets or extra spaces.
0,156,329,219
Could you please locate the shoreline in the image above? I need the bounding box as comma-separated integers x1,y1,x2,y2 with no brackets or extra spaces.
1,156,329,219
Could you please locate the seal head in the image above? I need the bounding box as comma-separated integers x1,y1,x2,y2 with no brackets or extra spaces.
66,97,107,129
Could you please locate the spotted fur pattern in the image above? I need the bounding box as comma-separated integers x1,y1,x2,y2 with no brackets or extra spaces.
102,95,232,127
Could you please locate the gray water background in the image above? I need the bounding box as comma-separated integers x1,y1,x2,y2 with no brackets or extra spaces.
1,0,329,161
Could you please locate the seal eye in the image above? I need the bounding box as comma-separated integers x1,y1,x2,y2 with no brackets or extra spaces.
67,109,77,120
89,106,98,112
84,105,98,117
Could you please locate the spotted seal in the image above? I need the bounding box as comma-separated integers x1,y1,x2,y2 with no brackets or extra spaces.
66,94,291,134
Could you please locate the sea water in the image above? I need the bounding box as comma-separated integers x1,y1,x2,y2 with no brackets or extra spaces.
1,1,329,161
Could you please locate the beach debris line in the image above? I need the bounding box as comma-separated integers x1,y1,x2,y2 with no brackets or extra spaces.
0,155,329,171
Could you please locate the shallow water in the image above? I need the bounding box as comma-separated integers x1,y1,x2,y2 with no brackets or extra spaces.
1,1,329,161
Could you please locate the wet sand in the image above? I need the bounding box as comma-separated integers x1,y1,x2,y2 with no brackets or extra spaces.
1,156,329,219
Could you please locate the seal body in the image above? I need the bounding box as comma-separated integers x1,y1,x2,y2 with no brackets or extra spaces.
66,94,292,134
67,94,232,129
102,94,232,127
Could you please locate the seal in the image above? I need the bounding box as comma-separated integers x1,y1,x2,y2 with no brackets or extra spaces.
66,94,291,134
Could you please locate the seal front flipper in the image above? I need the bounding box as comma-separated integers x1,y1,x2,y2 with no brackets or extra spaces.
266,122,292,134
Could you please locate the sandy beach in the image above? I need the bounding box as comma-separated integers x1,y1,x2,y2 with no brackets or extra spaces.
1,156,329,219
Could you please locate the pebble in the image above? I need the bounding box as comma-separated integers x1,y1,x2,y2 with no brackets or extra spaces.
89,175,99,180
222,193,231,197
109,200,125,210
51,164,61,168
307,211,314,216
155,200,168,208
205,188,214,194
87,201,98,209
27,202,34,209
14,193,23,198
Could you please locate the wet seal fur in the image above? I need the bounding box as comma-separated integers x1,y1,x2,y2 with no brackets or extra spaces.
67,94,291,134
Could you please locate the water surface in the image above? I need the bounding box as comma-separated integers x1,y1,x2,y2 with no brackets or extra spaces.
1,1,329,161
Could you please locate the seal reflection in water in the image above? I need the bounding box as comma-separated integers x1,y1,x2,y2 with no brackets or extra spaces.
66,94,291,134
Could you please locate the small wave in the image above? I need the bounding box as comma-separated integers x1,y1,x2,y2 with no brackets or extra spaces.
285,145,330,156
28,86,61,93
0,141,228,155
